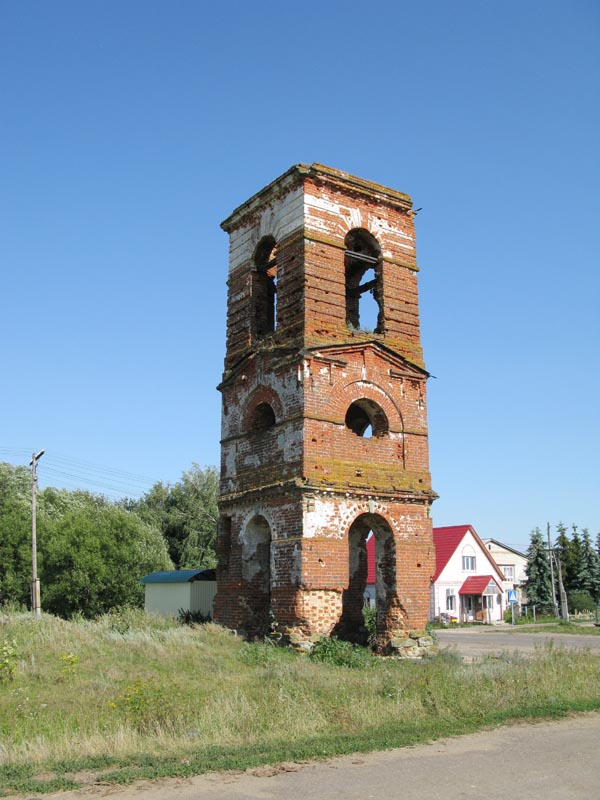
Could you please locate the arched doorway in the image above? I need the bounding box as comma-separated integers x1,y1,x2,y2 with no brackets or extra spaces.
241,514,272,636
334,513,396,647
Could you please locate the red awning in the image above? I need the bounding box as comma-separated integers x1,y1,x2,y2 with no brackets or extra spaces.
458,575,500,595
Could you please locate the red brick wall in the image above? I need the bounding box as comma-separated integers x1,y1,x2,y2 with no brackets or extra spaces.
216,165,436,651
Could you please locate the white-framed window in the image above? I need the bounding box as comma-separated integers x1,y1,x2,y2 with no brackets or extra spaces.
446,589,455,611
462,555,476,571
500,564,514,581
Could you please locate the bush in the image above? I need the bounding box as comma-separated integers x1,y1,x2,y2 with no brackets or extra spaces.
177,608,211,625
0,638,18,683
568,591,596,614
362,606,377,647
309,636,375,669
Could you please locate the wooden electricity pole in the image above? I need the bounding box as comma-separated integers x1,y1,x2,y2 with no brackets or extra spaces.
547,522,559,617
553,549,570,621
30,449,45,617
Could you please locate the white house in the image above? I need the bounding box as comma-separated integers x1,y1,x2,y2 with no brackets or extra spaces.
483,538,528,606
430,525,506,623
141,568,216,618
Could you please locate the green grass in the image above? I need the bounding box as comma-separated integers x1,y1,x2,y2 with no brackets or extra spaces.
509,621,600,635
1,610,600,796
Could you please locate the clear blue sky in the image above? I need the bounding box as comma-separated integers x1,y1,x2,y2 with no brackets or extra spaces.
1,1,598,552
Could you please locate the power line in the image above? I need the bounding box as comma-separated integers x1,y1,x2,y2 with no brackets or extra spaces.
0,447,160,499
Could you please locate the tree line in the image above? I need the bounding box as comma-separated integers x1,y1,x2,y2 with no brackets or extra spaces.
0,461,218,618
525,523,600,612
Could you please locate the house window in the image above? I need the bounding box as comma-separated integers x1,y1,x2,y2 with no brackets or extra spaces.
446,589,455,611
462,555,476,571
500,564,514,581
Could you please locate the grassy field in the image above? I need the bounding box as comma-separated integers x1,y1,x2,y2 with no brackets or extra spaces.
509,621,600,635
1,609,600,796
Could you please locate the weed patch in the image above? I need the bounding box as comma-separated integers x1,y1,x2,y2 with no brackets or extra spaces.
0,638,18,683
309,637,376,669
0,612,599,795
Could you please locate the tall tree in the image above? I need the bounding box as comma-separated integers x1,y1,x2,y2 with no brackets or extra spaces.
576,528,600,603
132,464,218,569
567,525,584,593
555,522,575,591
0,463,173,616
40,489,173,617
524,527,553,607
0,463,33,606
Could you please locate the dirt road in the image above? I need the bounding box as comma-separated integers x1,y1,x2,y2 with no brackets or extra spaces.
43,713,599,800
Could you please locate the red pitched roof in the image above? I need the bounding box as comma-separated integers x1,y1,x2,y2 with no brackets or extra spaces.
459,575,501,595
366,525,504,586
432,525,504,582
432,525,472,581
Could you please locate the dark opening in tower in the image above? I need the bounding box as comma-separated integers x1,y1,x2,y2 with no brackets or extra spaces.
333,513,396,647
345,229,383,333
253,236,278,338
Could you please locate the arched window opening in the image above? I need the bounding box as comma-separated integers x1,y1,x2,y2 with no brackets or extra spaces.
250,402,276,433
241,514,272,635
254,236,278,337
333,514,396,648
217,515,232,570
345,399,388,438
345,229,383,333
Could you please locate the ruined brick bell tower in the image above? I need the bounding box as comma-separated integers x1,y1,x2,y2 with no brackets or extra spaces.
214,164,436,654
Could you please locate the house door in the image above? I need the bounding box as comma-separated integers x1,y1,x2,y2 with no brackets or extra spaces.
462,595,473,622
483,593,494,623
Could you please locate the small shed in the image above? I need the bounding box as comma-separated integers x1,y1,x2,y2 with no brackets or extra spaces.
141,569,216,618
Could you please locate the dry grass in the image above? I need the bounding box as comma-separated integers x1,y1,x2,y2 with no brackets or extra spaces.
1,609,599,792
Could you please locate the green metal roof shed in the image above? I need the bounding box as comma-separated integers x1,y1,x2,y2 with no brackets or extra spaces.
140,569,216,617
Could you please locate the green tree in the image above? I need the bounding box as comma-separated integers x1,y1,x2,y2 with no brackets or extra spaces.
0,463,32,606
40,490,172,617
567,525,584,593
0,463,173,617
524,527,553,608
576,528,600,604
132,464,218,569
555,522,575,592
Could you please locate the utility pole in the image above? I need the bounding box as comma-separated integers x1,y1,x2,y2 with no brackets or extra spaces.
547,522,559,618
553,549,569,622
30,449,45,617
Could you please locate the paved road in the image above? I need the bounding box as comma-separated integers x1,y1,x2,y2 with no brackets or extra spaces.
47,713,600,800
436,625,600,658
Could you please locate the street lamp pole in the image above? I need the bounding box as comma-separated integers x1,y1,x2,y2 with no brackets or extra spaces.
30,449,45,617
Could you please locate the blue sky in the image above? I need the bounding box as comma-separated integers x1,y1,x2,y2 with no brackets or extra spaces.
1,1,598,551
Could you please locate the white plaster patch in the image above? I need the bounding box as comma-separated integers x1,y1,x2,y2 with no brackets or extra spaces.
303,497,350,539
305,193,340,214
228,184,305,273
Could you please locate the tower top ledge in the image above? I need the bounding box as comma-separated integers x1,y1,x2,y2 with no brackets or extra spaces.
220,163,413,233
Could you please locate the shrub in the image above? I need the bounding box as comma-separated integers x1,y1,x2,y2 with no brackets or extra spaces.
568,591,596,614
107,678,171,731
309,636,375,669
177,608,211,625
362,606,377,647
0,638,18,683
